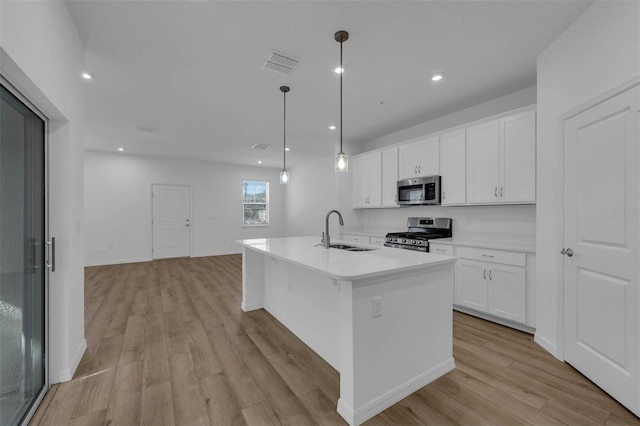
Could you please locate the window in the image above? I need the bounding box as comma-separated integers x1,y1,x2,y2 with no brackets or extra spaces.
243,180,269,225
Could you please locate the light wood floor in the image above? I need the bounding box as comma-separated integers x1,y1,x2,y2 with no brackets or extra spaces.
30,255,639,426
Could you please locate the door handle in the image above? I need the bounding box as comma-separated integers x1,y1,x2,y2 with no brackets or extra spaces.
561,248,574,257
488,270,492,280
495,187,498,198
46,238,56,272
483,269,487,280
500,187,504,197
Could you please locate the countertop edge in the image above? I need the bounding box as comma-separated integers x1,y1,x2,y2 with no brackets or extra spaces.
429,238,536,254
237,238,457,281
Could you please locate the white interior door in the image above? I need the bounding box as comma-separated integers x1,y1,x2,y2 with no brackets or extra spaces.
152,184,191,259
563,86,639,416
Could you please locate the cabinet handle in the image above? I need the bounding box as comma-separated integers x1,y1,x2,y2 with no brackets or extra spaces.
483,269,487,280
500,187,504,197
414,166,418,174
418,165,421,174
442,191,445,200
489,270,493,280
436,248,445,253
495,187,498,198
481,254,494,258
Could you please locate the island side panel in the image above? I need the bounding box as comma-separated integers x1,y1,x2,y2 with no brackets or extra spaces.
241,247,266,311
263,255,341,370
338,263,455,426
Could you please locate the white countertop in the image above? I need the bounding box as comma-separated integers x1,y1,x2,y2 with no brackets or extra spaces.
237,236,456,280
429,232,536,253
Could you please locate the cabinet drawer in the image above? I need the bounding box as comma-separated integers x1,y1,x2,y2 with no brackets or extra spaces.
456,246,525,266
370,237,385,247
430,244,454,256
342,234,370,244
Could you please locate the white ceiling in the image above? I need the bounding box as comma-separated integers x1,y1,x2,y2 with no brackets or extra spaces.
66,0,592,168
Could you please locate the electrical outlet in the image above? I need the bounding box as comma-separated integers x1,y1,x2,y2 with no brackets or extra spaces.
372,296,382,318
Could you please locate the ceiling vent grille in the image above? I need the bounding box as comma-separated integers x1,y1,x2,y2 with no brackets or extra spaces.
251,143,271,151
263,52,299,75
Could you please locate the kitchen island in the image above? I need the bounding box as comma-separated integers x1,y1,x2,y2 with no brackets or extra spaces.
237,236,457,426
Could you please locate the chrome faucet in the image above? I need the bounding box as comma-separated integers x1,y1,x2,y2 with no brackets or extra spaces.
322,209,344,249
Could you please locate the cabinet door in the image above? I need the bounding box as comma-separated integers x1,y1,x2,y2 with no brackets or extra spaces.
467,120,500,204
455,259,488,311
351,155,365,208
367,151,382,207
398,142,419,179
500,110,536,203
440,129,466,205
487,264,526,323
382,147,399,207
417,137,439,176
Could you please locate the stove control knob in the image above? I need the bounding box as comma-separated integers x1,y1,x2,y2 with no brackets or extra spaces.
401,239,406,244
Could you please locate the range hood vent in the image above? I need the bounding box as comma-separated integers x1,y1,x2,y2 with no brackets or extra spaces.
263,52,299,75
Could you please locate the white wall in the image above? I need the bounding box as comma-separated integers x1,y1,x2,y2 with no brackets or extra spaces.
536,0,640,357
0,1,86,382
354,205,535,237
365,86,536,151
84,150,286,265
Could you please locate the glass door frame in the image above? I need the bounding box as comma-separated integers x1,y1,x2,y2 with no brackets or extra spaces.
0,75,50,426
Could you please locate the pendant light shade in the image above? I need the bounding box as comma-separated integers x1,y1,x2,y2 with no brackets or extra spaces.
279,85,290,184
334,30,349,173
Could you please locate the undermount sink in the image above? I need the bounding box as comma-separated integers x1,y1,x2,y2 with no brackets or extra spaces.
329,244,377,252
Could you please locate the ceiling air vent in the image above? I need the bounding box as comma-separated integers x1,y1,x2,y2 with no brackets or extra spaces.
251,143,271,151
263,52,299,75
135,125,157,133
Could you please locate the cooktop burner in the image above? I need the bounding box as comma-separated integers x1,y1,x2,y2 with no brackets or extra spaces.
384,217,452,252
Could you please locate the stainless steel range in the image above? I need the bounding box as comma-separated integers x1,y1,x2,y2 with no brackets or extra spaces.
384,217,452,252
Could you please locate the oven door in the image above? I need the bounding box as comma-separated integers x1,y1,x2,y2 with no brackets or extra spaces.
397,181,424,205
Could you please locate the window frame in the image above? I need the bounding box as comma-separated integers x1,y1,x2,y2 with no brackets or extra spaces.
242,180,270,226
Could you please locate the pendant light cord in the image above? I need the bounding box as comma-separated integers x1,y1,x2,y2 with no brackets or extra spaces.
283,89,286,170
339,39,343,154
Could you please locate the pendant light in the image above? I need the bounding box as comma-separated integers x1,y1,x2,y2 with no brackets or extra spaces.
279,85,290,184
334,30,349,173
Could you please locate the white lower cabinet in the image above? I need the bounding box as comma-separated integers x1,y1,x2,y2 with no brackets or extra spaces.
454,246,529,327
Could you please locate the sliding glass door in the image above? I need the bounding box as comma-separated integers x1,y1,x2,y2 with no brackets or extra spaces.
0,82,47,425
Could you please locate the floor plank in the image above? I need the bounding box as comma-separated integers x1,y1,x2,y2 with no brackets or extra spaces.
29,256,640,426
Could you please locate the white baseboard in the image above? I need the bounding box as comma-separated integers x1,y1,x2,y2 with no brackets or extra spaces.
192,250,241,258
534,332,561,360
50,338,87,384
84,257,152,267
337,357,456,426
241,302,263,312
453,305,535,334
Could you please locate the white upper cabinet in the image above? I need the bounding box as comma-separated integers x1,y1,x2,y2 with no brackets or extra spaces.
398,137,439,179
467,120,501,203
440,129,466,205
381,147,399,207
467,109,536,204
352,151,382,208
500,110,536,203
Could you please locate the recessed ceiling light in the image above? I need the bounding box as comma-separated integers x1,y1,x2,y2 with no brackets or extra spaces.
117,147,125,152
285,147,291,151
333,66,344,74
431,73,444,82
258,160,262,164
329,125,336,130
82,72,94,80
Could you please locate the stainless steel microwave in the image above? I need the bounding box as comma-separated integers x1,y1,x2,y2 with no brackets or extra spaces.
397,175,441,205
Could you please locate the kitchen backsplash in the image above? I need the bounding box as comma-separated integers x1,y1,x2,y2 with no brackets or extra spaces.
354,204,535,235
